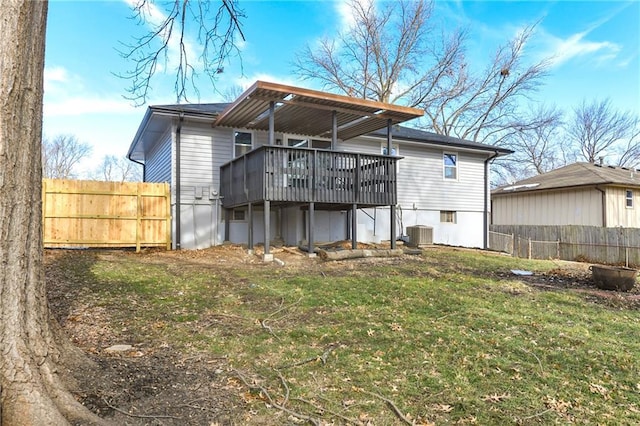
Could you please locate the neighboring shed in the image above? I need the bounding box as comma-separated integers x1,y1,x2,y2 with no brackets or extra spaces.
492,162,640,227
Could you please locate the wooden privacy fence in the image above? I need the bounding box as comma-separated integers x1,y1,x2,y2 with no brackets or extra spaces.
43,179,171,251
490,224,640,267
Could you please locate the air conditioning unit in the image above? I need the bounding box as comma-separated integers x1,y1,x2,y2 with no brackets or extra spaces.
406,225,433,247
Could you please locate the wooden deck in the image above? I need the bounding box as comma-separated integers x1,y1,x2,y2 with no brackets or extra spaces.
220,146,399,209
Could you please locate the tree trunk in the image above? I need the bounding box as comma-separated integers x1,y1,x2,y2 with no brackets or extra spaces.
0,1,106,424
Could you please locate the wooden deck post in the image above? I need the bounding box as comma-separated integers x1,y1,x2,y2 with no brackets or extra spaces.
248,203,254,253
390,206,396,249
345,209,351,240
308,202,316,257
224,208,231,242
263,200,272,261
351,204,358,249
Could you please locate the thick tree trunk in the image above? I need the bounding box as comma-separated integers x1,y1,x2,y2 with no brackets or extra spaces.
0,1,107,424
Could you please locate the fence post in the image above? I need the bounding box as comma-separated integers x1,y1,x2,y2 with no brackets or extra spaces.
136,183,142,253
165,183,172,250
528,238,532,260
42,179,47,244
556,240,560,259
626,247,629,268
510,233,514,256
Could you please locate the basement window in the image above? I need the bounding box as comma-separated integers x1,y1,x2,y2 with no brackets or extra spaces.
232,209,246,221
626,189,634,208
440,210,457,223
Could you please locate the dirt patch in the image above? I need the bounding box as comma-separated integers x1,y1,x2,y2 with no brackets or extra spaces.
498,261,640,309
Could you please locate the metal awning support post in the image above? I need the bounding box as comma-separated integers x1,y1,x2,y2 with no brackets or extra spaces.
268,101,275,145
387,119,396,249
331,110,337,150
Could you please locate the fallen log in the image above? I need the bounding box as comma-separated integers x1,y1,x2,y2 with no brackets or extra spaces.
316,248,404,261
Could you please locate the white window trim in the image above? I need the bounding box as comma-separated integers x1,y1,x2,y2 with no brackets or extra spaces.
626,189,634,209
440,210,457,223
443,151,458,181
233,129,254,159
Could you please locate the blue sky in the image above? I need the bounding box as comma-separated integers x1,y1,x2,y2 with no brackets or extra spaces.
43,0,639,176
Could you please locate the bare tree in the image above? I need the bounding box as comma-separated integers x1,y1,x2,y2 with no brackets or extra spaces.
42,134,92,179
0,0,243,422
0,2,106,424
92,155,143,182
220,84,245,102
293,0,550,150
293,0,454,104
423,23,549,146
567,99,640,167
499,105,566,179
118,0,246,105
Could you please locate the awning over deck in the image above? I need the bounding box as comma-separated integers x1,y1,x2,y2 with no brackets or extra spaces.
214,81,424,140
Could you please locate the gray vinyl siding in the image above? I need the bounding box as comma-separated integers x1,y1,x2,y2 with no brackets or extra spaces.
397,147,486,211
342,137,487,211
179,123,215,187
340,137,380,155
145,129,172,183
254,130,270,147
178,123,233,190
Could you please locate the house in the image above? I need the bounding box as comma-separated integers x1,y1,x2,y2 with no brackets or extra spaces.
492,162,640,227
127,81,511,258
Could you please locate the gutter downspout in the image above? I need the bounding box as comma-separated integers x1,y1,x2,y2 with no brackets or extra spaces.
595,186,607,227
175,113,184,249
484,151,500,249
127,156,146,181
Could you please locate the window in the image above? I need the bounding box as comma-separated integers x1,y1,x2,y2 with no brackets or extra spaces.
234,131,252,157
232,209,246,221
440,210,456,223
286,137,331,150
626,189,634,208
311,139,331,150
444,152,457,180
287,137,308,148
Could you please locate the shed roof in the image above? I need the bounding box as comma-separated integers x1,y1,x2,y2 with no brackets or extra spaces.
493,162,640,195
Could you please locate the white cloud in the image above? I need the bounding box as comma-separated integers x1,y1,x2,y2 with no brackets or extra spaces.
44,96,138,117
44,66,68,84
334,0,375,31
542,29,621,68
537,2,631,68
232,73,303,90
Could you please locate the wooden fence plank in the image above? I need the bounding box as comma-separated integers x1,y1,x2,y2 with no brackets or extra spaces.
43,179,171,251
490,224,640,267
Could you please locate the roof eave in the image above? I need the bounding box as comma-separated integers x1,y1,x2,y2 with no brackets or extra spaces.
491,181,640,196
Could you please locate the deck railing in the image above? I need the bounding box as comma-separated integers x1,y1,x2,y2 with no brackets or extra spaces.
220,145,399,208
